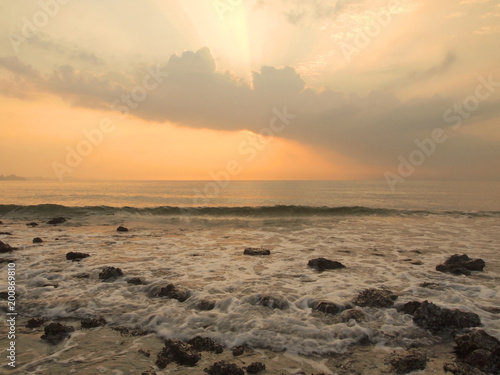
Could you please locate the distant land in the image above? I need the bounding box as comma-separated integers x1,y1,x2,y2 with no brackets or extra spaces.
0,174,26,181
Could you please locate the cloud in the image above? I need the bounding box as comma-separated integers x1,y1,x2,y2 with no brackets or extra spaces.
409,51,457,81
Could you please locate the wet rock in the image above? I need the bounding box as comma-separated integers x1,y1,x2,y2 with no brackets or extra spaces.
127,277,146,285
117,225,129,232
0,240,17,253
232,346,245,356
257,294,289,310
413,301,481,331
246,362,266,374
340,308,366,323
454,330,500,373
196,299,216,311
397,301,422,316
307,257,346,271
436,254,486,276
157,284,191,302
33,237,43,243
312,301,341,315
73,272,90,279
244,248,270,256
66,252,90,261
138,348,151,357
386,349,428,374
112,326,149,336
187,336,223,354
444,361,487,375
26,318,45,328
352,288,398,308
99,266,123,280
156,339,201,368
204,361,244,375
41,322,74,344
26,222,38,227
81,317,106,328
47,217,66,225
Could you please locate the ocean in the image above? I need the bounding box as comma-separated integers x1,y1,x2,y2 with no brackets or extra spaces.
0,180,499,374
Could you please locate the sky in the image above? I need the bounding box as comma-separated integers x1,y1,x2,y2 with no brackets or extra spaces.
0,0,499,181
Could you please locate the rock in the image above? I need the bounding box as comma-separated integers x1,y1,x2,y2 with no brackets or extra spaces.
397,301,422,316
386,349,428,374
413,301,481,331
246,362,266,374
66,252,90,261
127,277,146,285
187,336,223,354
436,254,486,275
73,273,90,279
196,299,216,311
157,284,190,302
0,240,16,253
312,301,341,315
419,282,441,289
33,237,43,243
340,308,366,323
138,349,151,357
41,323,74,344
99,266,123,280
307,258,346,271
444,361,487,374
141,371,157,375
0,220,2,224
204,361,244,375
0,258,14,264
0,232,12,235
155,339,201,368
112,326,149,336
26,222,38,227
26,318,45,328
257,294,289,310
411,260,423,265
454,330,500,373
0,291,17,299
352,288,398,308
81,317,106,328
232,346,245,356
243,248,270,256
47,217,67,225
117,226,129,232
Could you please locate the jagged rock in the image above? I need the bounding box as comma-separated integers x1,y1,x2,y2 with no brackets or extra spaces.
156,339,201,368
112,326,149,336
26,318,45,328
157,284,190,302
33,237,43,243
138,349,151,357
196,299,216,311
244,248,270,256
117,226,129,232
81,317,106,328
99,266,123,280
397,301,422,316
386,349,428,374
340,308,366,323
312,301,341,315
204,361,244,375
127,277,146,285
26,222,38,227
307,258,346,271
47,217,66,225
41,323,74,344
454,330,500,373
246,362,266,374
257,295,289,310
352,288,397,308
413,301,481,331
436,254,486,276
187,336,223,354
0,240,16,253
66,252,90,261
232,346,245,356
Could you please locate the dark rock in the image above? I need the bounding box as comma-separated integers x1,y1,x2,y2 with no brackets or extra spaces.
312,301,341,315
41,322,74,344
397,301,422,316
444,361,487,374
187,336,223,354
419,282,441,289
99,266,123,280
0,240,16,253
413,301,481,331
0,220,2,224
244,248,270,256
340,308,366,323
0,291,18,299
117,226,128,232
156,339,201,368
138,348,151,357
0,258,14,264
386,349,428,374
66,252,90,261
204,361,244,375
26,318,45,328
157,284,190,302
454,330,500,373
141,371,157,375
33,237,43,243
352,288,398,308
47,217,66,225
411,260,423,265
0,232,12,235
81,317,106,328
232,346,245,356
436,254,486,275
26,222,38,227
196,299,216,311
112,326,149,336
246,362,266,374
127,277,146,285
73,273,90,279
257,295,289,310
308,258,346,271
